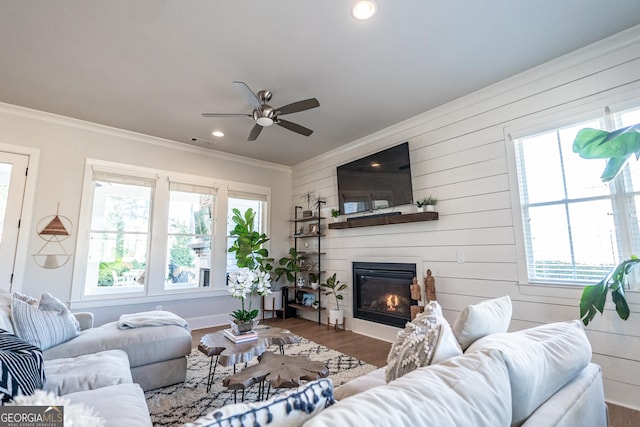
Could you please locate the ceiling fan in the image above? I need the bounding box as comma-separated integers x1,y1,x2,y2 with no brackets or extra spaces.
202,81,320,141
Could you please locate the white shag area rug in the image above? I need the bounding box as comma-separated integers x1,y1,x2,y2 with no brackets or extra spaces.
145,338,377,426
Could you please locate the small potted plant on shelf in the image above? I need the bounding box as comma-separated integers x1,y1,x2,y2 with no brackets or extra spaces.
331,208,340,223
416,196,438,212
321,273,348,326
274,248,303,285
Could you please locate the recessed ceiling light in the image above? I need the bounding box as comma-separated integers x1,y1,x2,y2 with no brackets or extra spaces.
352,1,376,20
211,131,224,138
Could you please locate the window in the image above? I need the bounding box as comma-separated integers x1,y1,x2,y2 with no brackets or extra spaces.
73,160,270,302
83,171,153,295
226,192,268,273
166,182,215,290
514,105,640,287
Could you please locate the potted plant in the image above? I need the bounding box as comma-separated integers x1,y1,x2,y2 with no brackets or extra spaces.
580,256,639,326
309,272,320,289
416,196,438,212
227,208,274,332
331,208,340,222
321,273,348,326
274,247,303,285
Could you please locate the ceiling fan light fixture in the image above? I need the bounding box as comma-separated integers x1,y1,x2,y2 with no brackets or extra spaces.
211,130,224,137
352,1,376,20
256,117,274,127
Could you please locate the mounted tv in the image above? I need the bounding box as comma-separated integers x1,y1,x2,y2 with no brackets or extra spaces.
337,142,413,215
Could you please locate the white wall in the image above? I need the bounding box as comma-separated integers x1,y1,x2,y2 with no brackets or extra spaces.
0,104,292,327
292,26,640,410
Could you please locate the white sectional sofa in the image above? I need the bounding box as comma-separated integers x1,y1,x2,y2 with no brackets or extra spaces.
187,297,608,427
0,289,192,426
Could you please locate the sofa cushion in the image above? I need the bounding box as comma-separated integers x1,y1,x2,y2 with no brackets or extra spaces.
0,290,14,334
303,350,512,427
44,349,132,395
466,320,592,427
64,383,152,427
186,378,334,427
11,292,80,350
385,301,462,382
42,321,192,368
334,367,385,401
0,329,46,403
452,295,512,350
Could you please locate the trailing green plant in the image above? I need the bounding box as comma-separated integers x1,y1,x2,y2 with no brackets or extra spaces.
274,247,303,284
580,256,639,326
416,195,437,208
228,208,273,273
320,273,348,311
573,124,640,182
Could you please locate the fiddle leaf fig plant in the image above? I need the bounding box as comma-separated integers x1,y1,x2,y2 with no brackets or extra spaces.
580,256,639,326
320,273,348,311
572,124,640,182
274,247,303,284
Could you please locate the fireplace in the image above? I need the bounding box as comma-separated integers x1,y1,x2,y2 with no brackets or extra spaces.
353,262,417,328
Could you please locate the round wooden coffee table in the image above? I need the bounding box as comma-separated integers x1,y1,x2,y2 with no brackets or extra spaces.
197,325,300,392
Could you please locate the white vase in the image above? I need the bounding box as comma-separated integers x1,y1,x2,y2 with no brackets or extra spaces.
328,309,344,326
426,205,435,212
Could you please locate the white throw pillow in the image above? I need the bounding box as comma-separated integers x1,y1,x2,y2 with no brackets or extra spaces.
385,301,462,382
303,350,512,427
466,319,592,426
185,378,334,427
11,292,80,350
452,295,512,350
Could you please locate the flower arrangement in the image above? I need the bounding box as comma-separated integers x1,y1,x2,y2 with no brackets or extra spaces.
227,267,272,322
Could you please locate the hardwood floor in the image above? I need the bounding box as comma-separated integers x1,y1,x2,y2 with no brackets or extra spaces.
191,318,638,426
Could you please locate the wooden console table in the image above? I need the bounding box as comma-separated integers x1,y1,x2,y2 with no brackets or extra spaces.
328,211,438,229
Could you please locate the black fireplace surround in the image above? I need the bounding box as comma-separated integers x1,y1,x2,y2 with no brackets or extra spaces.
353,262,417,328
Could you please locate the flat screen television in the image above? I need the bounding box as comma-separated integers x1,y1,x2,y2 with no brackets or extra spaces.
337,142,413,215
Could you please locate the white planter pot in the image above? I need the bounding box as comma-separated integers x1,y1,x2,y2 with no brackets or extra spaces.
328,309,344,326
263,290,283,310
426,205,435,212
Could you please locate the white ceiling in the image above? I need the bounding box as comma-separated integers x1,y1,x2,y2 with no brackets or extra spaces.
1,1,640,166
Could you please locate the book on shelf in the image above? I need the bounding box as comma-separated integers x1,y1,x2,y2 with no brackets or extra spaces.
223,329,258,343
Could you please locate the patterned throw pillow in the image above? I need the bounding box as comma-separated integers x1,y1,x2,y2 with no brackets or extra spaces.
385,301,462,382
185,378,334,427
0,329,46,403
11,292,80,351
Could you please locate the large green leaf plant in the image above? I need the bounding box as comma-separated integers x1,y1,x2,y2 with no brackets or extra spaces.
572,124,640,182
573,124,640,325
580,256,639,326
228,208,273,273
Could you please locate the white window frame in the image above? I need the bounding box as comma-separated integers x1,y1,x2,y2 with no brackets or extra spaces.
71,159,271,307
506,99,640,288
226,189,269,274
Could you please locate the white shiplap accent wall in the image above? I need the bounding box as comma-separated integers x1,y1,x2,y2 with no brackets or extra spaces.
291,26,640,410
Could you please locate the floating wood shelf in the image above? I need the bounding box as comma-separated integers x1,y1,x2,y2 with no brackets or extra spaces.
328,211,438,229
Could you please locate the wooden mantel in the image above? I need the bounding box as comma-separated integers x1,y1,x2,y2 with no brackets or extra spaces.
328,211,438,229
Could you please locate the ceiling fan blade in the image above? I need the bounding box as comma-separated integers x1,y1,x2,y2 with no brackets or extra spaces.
277,119,313,137
276,98,320,115
202,113,252,118
233,81,262,109
248,124,263,141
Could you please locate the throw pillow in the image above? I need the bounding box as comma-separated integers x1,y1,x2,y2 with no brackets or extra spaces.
11,292,80,350
0,329,46,403
7,390,105,427
185,378,334,427
452,295,512,350
385,301,462,383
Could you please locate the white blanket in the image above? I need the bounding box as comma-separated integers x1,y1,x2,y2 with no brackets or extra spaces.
118,310,189,330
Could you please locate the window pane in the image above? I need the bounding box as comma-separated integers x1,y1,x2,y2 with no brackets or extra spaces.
166,189,214,289
518,132,565,203
85,232,148,293
227,197,264,272
84,180,151,295
90,181,151,232
559,122,608,199
527,204,571,280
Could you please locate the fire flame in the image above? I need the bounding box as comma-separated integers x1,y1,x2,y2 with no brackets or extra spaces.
386,294,399,311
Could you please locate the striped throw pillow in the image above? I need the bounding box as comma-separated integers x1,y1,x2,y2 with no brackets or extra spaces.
11,292,80,351
0,329,46,402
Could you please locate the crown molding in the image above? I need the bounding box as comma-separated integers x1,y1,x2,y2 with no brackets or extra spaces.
0,102,292,175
